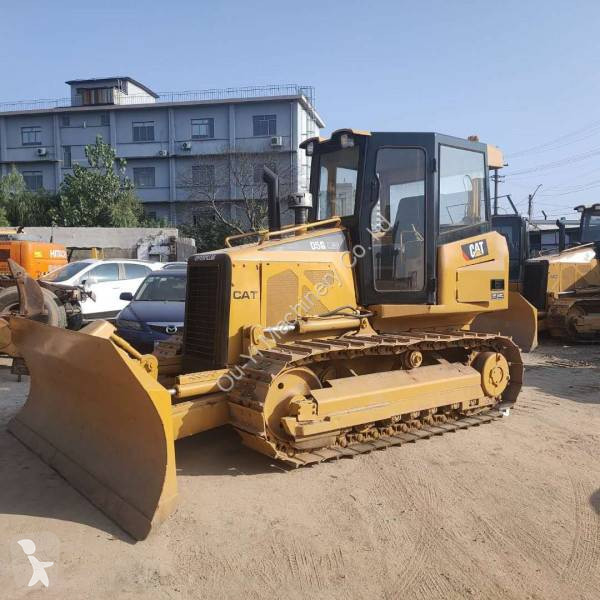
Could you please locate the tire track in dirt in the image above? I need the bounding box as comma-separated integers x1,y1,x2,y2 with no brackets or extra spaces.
362,452,450,595
560,475,600,597
363,442,510,599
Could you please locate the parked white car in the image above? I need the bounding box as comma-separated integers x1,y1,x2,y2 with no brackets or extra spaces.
41,259,164,320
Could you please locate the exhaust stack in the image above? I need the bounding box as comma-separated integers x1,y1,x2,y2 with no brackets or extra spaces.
262,166,281,231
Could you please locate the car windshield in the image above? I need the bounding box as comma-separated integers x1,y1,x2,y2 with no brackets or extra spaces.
41,261,89,283
134,274,187,301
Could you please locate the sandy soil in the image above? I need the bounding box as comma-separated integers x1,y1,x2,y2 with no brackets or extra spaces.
0,343,599,600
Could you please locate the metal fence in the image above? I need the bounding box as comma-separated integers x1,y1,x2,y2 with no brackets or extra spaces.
0,84,316,113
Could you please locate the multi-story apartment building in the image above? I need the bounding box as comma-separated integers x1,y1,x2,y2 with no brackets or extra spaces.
0,77,324,224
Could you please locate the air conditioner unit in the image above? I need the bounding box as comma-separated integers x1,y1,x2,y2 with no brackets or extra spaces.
158,149,168,157
181,141,192,151
36,147,48,157
270,136,283,147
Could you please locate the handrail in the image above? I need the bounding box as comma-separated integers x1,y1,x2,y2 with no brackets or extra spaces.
259,217,342,243
224,230,268,247
225,217,342,248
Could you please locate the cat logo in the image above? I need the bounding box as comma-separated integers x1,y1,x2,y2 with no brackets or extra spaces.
233,290,258,300
461,239,489,261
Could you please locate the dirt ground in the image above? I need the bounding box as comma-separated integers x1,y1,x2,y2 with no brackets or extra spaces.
0,342,599,600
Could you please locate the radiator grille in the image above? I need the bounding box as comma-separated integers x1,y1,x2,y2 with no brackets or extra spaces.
266,269,298,326
522,260,548,310
183,254,231,372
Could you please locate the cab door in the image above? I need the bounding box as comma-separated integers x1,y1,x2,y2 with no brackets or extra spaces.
356,134,436,307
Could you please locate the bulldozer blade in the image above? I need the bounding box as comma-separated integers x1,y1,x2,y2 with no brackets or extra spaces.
471,291,538,352
6,316,177,540
7,258,47,318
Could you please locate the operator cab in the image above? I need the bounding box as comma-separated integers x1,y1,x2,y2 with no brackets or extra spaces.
577,204,600,244
301,129,497,306
490,214,529,282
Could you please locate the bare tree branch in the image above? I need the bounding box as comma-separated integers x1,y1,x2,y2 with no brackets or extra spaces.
178,143,294,234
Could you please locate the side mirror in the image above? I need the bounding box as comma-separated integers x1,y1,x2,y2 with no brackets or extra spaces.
120,292,133,301
82,276,97,290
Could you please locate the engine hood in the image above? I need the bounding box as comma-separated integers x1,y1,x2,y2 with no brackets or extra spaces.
528,243,599,265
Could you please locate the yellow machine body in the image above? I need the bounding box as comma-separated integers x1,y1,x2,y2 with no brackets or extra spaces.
6,130,535,539
530,243,600,339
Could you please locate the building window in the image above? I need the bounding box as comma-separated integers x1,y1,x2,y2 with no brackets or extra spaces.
60,115,70,127
253,162,276,183
22,171,43,190
133,167,155,188
191,118,214,139
253,114,277,136
77,87,113,106
21,126,42,146
62,146,72,168
132,121,155,142
192,164,215,186
100,112,110,126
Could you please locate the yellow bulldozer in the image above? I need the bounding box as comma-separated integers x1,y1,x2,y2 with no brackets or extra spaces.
488,205,600,340
3,130,537,540
524,204,600,340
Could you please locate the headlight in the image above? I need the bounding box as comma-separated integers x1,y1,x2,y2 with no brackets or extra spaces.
117,319,143,331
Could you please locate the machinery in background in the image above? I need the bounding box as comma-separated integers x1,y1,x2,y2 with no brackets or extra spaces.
522,204,600,340
4,130,537,540
0,232,70,360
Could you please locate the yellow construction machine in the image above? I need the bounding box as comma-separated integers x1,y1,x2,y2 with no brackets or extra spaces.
523,205,600,340
4,130,537,540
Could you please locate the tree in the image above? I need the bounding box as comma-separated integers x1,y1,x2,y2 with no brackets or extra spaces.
179,216,235,253
178,148,294,236
0,167,58,226
53,135,145,227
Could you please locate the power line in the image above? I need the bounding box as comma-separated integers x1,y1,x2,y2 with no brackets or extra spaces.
504,146,600,177
506,118,600,158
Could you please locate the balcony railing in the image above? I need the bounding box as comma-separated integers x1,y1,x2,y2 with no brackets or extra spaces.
0,84,316,113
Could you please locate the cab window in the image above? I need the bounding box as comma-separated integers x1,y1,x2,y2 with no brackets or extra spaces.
581,211,600,243
318,145,359,218
439,146,487,240
370,148,426,292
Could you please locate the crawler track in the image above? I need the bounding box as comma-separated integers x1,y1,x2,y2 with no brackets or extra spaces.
271,409,505,467
229,330,522,467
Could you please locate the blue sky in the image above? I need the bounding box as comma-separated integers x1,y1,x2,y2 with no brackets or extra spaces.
2,0,600,219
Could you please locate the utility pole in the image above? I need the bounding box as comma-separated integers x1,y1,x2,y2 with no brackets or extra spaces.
528,184,543,221
492,170,499,215
491,167,506,216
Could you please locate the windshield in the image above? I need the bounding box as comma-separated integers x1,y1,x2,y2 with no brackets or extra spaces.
316,146,360,219
41,261,89,283
581,211,600,243
134,274,186,301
